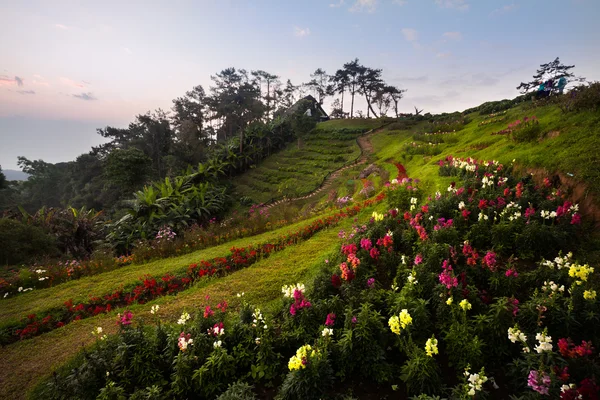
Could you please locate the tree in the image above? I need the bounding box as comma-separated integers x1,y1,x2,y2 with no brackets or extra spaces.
357,67,384,118
305,68,333,104
385,85,407,118
373,89,391,117
516,57,586,94
209,68,265,151
331,69,350,117
329,99,346,119
104,148,152,196
343,58,363,118
0,165,6,189
252,70,280,119
280,79,298,109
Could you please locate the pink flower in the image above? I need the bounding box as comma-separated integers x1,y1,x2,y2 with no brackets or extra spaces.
482,251,497,271
367,278,375,288
505,268,519,278
571,213,581,225
119,310,133,326
414,254,423,265
325,313,336,327
360,238,373,251
369,247,380,260
439,260,458,289
204,306,214,318
527,370,550,395
525,206,536,219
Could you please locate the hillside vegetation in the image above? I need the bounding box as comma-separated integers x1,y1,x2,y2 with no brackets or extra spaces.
2,91,600,400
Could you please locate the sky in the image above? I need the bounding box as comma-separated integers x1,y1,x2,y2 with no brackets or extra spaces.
1,0,599,169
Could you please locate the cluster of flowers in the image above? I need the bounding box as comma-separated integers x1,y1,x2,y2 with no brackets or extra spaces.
155,226,177,242
283,283,312,316
1,256,136,299
6,195,390,345
491,116,538,136
288,344,319,371
478,116,506,126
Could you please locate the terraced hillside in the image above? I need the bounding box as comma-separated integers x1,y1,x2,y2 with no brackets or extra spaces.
231,119,383,204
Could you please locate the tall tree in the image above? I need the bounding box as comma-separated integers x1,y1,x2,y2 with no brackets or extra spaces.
385,85,407,118
343,58,363,118
305,68,333,104
209,68,265,152
331,69,350,117
516,57,585,94
373,89,391,117
252,70,280,119
357,67,384,118
281,79,298,109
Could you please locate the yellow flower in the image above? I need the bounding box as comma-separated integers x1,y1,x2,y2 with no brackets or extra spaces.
584,290,597,300
425,336,439,357
446,297,453,305
388,315,401,335
372,212,384,222
569,264,594,283
288,344,315,371
459,299,472,311
399,309,413,329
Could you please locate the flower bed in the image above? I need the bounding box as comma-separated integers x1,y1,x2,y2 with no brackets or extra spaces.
31,155,600,399
0,195,386,345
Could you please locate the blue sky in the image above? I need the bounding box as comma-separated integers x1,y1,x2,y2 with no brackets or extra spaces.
1,0,599,169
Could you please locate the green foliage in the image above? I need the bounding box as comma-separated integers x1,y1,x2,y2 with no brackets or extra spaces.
400,347,442,395
0,218,57,265
511,119,542,142
216,381,257,400
104,148,152,194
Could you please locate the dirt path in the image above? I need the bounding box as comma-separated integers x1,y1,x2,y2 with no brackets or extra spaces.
264,127,383,210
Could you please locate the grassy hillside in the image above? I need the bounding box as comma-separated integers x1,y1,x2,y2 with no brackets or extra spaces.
230,119,383,204
372,101,600,208
4,96,600,399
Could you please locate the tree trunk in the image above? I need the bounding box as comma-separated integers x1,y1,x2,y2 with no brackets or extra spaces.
366,94,379,118
350,90,355,118
394,100,399,118
341,90,345,116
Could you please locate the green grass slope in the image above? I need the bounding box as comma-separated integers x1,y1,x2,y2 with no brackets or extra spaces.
230,119,383,204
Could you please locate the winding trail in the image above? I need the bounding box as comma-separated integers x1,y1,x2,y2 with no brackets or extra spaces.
264,126,383,210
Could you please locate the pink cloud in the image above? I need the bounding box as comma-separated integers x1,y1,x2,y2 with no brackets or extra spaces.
60,77,85,88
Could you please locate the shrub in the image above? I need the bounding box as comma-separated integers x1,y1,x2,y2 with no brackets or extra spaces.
511,117,542,142
565,81,600,112
216,381,257,400
0,218,57,265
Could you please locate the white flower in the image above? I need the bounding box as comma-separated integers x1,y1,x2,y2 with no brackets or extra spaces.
322,328,334,337
458,201,466,210
282,283,305,298
407,271,418,285
255,337,261,345
534,332,553,353
236,292,245,298
177,311,191,325
150,305,160,315
550,211,557,218
391,178,398,184
410,197,418,205
3,293,8,298
18,287,23,292
213,340,222,348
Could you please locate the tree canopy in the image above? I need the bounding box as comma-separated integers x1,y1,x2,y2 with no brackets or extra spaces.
516,57,586,94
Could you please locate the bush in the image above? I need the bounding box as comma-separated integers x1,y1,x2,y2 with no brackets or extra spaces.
511,118,542,142
216,381,257,400
570,81,600,111
0,218,58,265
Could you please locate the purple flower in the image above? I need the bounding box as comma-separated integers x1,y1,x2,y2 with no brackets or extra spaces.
325,313,336,327
367,278,375,288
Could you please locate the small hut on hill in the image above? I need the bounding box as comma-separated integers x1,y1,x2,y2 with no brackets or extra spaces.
283,95,329,122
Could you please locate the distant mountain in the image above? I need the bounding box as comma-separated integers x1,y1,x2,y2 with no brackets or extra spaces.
3,169,29,181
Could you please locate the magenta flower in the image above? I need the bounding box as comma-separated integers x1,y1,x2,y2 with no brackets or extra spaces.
414,254,423,265
367,278,375,288
360,238,373,251
119,310,133,326
527,370,550,395
325,313,336,327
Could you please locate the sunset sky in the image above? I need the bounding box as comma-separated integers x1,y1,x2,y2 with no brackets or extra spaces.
1,0,599,169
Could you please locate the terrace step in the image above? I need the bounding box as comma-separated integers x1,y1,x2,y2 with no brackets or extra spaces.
262,127,384,210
